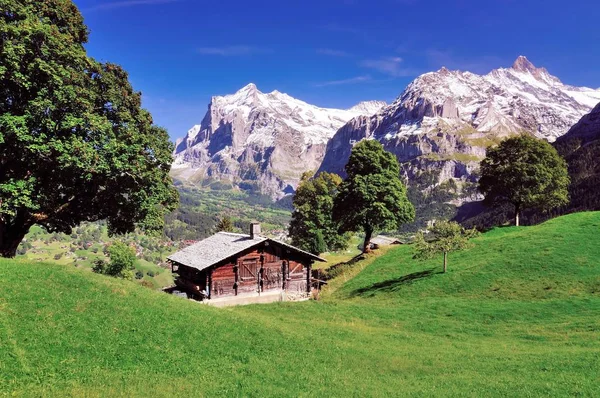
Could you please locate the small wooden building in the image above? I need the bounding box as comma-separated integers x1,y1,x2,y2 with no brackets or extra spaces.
369,235,405,250
167,223,325,304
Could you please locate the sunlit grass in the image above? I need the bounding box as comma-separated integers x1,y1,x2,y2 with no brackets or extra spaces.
1,212,599,396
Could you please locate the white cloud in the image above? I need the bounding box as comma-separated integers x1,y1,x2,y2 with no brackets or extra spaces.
359,57,413,77
315,75,372,87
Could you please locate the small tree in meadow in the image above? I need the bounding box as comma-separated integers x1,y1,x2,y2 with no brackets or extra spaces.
413,221,478,273
93,241,136,280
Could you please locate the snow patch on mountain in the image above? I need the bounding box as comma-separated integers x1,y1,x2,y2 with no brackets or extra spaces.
348,100,387,115
374,56,600,142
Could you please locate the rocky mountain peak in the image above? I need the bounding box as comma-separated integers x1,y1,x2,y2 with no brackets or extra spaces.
318,56,600,211
239,82,258,92
214,83,261,108
511,55,537,73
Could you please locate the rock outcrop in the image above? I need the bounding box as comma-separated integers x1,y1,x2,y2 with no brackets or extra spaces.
557,101,600,145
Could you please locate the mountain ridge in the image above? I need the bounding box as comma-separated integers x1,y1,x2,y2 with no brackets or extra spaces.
172,84,386,198
318,56,600,201
172,57,600,206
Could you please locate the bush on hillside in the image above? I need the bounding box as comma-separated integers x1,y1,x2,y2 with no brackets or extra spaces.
92,241,136,280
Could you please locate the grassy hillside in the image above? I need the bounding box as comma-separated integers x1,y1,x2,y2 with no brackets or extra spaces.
1,212,599,397
18,224,176,289
337,211,600,301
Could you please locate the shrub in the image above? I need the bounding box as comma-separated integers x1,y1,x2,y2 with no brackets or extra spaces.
92,241,136,280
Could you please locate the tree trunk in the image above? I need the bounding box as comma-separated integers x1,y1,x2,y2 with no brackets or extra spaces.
514,205,520,227
362,227,373,253
0,220,31,258
443,251,447,273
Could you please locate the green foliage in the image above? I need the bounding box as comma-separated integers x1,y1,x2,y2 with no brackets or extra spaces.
333,140,415,251
289,172,349,254
215,216,234,233
0,0,178,257
479,135,569,226
399,170,465,232
92,241,136,280
413,220,478,272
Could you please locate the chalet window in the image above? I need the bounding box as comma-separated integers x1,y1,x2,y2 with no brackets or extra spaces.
240,259,258,281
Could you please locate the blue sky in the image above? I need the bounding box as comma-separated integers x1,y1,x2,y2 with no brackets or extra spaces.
74,0,600,141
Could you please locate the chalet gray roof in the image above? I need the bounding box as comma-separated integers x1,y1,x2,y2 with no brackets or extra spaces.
370,235,404,246
167,232,325,271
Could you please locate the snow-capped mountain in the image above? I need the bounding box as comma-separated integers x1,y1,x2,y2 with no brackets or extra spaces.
374,55,600,141
319,56,600,194
172,83,385,198
348,100,388,115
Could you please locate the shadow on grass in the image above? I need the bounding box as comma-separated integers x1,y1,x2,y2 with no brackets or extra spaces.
348,268,441,297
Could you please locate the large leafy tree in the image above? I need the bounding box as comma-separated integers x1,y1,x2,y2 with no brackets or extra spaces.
413,221,478,273
333,140,415,252
479,135,569,226
0,1,179,257
289,171,349,255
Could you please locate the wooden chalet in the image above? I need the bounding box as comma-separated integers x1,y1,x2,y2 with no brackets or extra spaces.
167,223,325,304
368,235,405,250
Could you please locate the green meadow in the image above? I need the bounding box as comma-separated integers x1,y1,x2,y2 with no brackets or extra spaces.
1,212,599,397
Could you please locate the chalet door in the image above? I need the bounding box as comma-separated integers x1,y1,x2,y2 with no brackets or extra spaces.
287,262,304,292
239,259,259,293
289,262,303,278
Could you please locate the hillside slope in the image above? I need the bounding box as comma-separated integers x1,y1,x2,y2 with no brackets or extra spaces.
336,211,600,301
2,213,599,397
